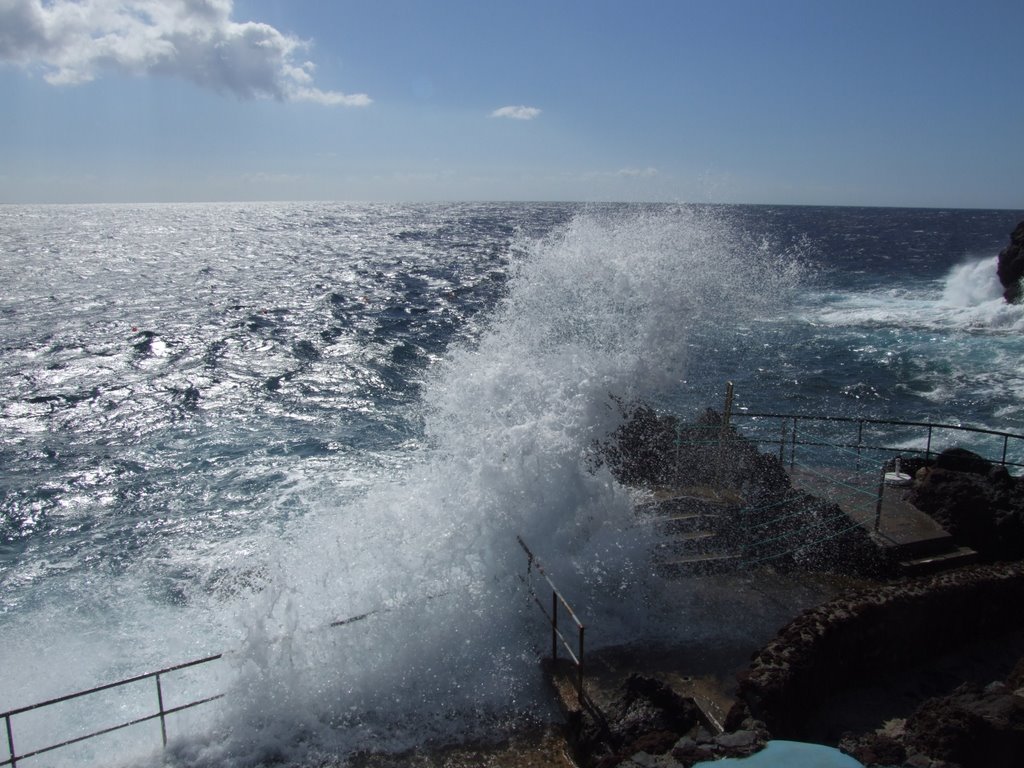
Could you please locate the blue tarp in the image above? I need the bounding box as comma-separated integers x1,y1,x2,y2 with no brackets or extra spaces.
694,740,864,767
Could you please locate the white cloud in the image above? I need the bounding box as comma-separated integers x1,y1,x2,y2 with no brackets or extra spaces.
0,0,370,106
490,105,541,120
584,167,660,179
615,167,659,178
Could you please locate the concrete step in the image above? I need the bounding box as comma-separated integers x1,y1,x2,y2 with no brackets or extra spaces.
654,531,722,557
871,529,958,561
898,545,979,576
646,513,724,535
654,552,744,577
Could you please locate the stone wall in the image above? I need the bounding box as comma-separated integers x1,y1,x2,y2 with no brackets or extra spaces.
734,563,1024,739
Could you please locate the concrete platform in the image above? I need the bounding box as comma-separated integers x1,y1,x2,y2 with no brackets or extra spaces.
788,466,978,574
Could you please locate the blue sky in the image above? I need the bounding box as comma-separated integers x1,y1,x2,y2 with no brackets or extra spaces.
1,0,1022,207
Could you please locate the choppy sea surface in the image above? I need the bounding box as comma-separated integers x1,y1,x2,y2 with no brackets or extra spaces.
1,202,1022,765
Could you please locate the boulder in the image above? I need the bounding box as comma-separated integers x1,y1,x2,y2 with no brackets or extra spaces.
906,682,1024,767
996,220,1024,304
908,450,1024,560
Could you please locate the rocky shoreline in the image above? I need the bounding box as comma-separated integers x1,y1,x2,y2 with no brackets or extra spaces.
345,405,1024,768
996,220,1024,303
559,407,1024,768
737,563,1024,766
558,568,1024,768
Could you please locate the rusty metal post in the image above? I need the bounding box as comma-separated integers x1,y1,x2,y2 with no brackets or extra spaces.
779,419,787,463
790,417,797,471
5,714,16,768
721,381,734,435
856,420,864,472
577,626,586,704
875,467,886,532
674,424,682,487
551,591,558,661
156,673,167,748
717,381,735,487
925,424,933,462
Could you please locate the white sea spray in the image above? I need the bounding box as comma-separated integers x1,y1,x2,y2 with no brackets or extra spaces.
186,206,808,763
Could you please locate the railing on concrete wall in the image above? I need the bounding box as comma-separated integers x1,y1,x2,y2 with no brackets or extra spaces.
516,536,586,704
730,412,1024,473
1,654,223,767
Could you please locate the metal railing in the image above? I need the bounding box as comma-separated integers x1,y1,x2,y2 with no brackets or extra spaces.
729,412,1024,473
516,536,586,703
1,654,223,767
0,587,457,768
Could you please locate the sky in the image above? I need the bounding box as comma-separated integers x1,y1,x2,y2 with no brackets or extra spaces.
1,0,1022,208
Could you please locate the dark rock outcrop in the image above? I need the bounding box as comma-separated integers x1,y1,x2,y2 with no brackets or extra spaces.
601,402,884,577
841,676,1024,768
907,449,1024,561
734,563,1024,740
905,681,1024,768
574,674,770,768
996,220,1024,304
598,402,789,498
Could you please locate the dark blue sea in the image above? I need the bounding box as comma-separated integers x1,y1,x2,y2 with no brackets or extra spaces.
1,202,1022,765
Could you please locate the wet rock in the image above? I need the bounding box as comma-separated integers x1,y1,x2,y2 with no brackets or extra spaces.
908,453,1024,560
933,447,992,476
133,329,157,353
906,681,1024,767
838,731,907,767
996,220,1024,304
605,401,884,577
607,675,703,751
736,563,1024,740
575,674,772,768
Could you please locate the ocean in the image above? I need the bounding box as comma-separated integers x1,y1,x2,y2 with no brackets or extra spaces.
1,202,1022,765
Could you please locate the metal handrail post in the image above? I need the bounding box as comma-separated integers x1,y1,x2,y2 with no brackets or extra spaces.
790,417,797,471
5,713,16,768
675,424,682,486
926,424,933,462
1003,435,1009,466
856,420,864,472
551,591,558,661
874,467,886,532
156,673,168,748
577,626,586,704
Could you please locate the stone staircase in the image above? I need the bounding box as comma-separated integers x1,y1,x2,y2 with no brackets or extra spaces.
638,491,743,577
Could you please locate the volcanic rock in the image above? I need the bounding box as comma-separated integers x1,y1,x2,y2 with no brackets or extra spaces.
735,563,1024,740
996,220,1024,303
903,681,1024,768
907,449,1024,561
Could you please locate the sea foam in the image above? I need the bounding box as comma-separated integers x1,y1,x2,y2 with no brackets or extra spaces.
173,206,805,764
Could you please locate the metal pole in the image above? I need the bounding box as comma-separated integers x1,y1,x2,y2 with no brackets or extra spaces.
577,626,586,704
790,417,797,471
856,420,864,472
779,420,787,463
1002,435,1009,466
722,381,734,435
926,425,933,462
5,714,16,768
717,381,735,488
874,467,886,532
675,424,682,487
156,673,167,748
551,592,558,661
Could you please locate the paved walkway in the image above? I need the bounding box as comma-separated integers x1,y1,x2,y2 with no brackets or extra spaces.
788,465,977,571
